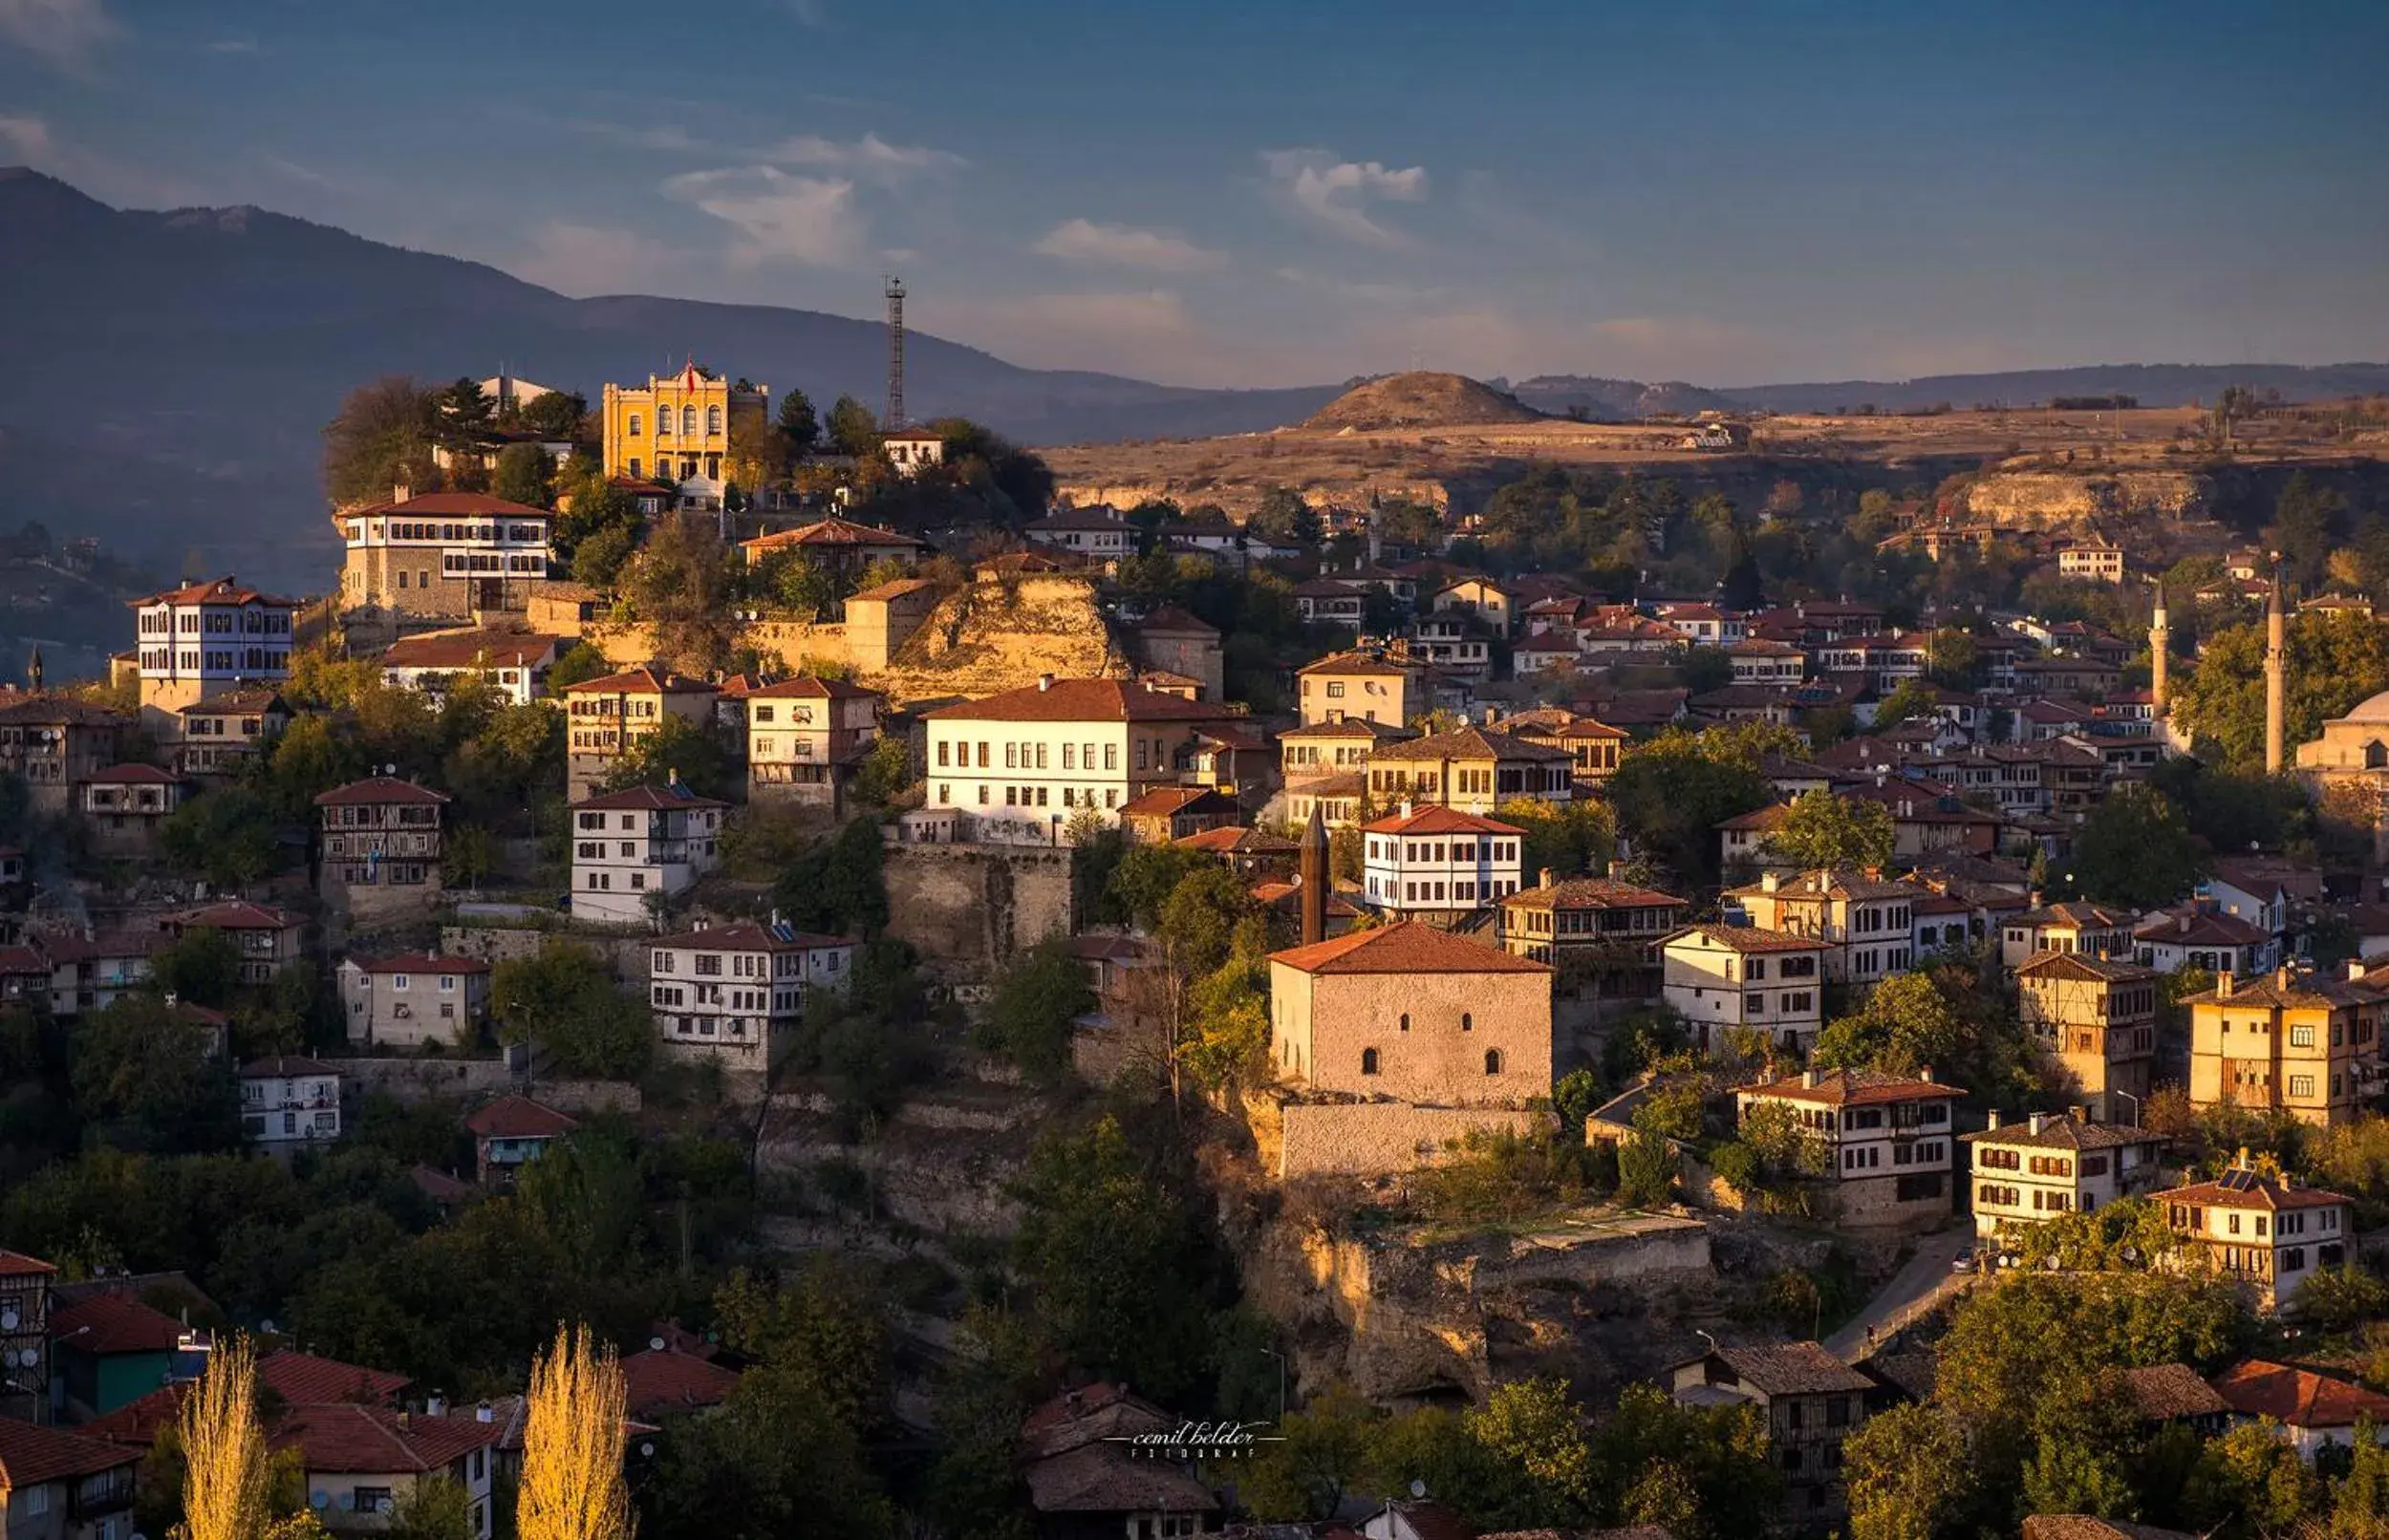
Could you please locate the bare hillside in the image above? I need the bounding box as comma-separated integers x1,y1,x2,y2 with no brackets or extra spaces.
1302,371,1543,432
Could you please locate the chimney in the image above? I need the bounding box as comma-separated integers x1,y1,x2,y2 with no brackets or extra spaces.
2178,913,2191,934
1039,674,1054,692
2352,958,2370,982
1986,1108,2001,1131
2276,964,2292,991
398,1410,411,1430
2217,969,2233,997
2028,888,2042,909
1539,867,1554,890
2070,1104,2086,1123
1802,1068,1821,1089
1919,1066,1936,1083
426,1391,447,1417
2029,1112,2047,1134
1761,871,1779,893
477,1401,493,1423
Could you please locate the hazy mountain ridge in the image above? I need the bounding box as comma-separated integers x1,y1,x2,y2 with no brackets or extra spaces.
2,167,2383,589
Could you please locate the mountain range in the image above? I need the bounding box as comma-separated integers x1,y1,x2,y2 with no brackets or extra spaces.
3,166,2385,591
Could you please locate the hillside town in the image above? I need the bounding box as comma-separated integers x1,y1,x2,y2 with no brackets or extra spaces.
5,347,2389,1540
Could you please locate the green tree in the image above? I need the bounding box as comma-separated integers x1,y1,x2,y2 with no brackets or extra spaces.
1606,727,1784,889
777,389,821,456
622,513,739,674
1762,790,1894,871
387,1475,477,1540
1467,1378,1594,1528
1812,972,1966,1079
518,389,590,440
151,927,245,1009
2171,609,2389,771
770,818,890,938
1844,1402,1976,1540
1872,678,1938,726
322,376,438,505
491,443,557,509
827,396,880,459
596,716,735,803
570,523,642,588
72,996,243,1153
2065,783,2203,910
490,944,654,1080
1248,486,1322,548
979,936,1094,1084
1496,798,1619,883
546,643,614,693
161,786,283,888
1241,1383,1378,1521
1009,1116,1219,1404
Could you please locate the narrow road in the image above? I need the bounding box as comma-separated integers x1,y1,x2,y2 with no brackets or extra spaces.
1824,1226,1975,1362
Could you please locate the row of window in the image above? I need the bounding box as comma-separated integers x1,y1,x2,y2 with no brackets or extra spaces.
936,739,1141,773
625,406,723,438
140,648,291,674
139,609,292,635
1360,1047,1505,1076
335,863,431,885
1367,838,1520,865
1373,878,1519,906
936,783,1124,809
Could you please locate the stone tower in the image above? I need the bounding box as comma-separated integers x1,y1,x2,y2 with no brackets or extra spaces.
1299,802,1328,947
2148,584,2168,719
2266,561,2287,775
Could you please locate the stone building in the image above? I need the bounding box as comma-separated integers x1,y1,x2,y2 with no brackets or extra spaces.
335,491,559,620
1128,605,1224,702
1266,924,1552,1103
0,695,124,814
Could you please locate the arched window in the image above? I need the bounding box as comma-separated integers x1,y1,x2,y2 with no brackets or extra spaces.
628,413,643,437
706,404,722,436
1461,1012,1474,1032
1398,1013,1410,1033
680,405,698,438
1361,1048,1380,1076
1484,1049,1502,1075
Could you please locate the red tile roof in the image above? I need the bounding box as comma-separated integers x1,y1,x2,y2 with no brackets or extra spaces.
352,491,553,519
746,674,877,699
260,1351,410,1407
171,900,300,932
379,630,568,671
87,762,181,785
314,776,450,807
740,517,926,553
276,1401,502,1473
465,1094,577,1141
559,666,717,696
1361,805,1524,836
129,576,296,609
1737,1067,1954,1105
1117,786,1237,819
922,677,1223,724
1668,923,1825,955
620,1348,742,1416
0,1418,140,1487
1270,922,1550,976
570,783,728,812
2210,1359,2389,1428
50,1291,187,1355
0,1249,55,1276
1501,877,1687,911
2155,1166,2350,1212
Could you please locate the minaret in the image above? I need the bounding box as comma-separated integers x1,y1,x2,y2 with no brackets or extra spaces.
1299,802,1328,947
2265,559,2287,775
2147,584,2169,719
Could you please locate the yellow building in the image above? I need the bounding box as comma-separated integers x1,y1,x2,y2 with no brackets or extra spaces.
2185,967,2383,1128
601,362,768,507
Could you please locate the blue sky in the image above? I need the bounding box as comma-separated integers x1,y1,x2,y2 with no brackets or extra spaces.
5,0,2387,388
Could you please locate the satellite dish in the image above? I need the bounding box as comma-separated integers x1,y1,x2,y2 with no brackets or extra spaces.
311,1491,330,1509
1410,1479,1427,1499
0,1307,17,1330
648,1337,666,1352
639,1442,656,1458
261,1320,277,1336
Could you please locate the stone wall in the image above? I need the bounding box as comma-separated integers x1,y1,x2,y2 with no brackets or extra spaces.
337,1058,642,1115
1277,1102,1557,1179
439,925,651,978
882,844,1075,981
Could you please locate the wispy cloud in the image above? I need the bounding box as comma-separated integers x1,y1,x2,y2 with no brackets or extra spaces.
1261,148,1428,248
205,37,261,55
764,132,964,183
0,0,118,70
1033,218,1224,275
262,154,343,192
662,166,865,267
0,112,54,161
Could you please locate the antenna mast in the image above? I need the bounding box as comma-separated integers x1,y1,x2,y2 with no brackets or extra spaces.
884,275,907,430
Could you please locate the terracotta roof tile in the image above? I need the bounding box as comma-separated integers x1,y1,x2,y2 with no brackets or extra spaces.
464,1094,577,1140
620,1348,741,1416
276,1401,501,1473
559,666,716,696
2210,1359,2389,1428
0,1418,140,1487
1736,1067,1953,1105
2155,1167,2350,1212
1269,921,1549,975
570,782,727,812
50,1291,186,1355
923,677,1224,724
314,776,450,807
1361,805,1524,836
